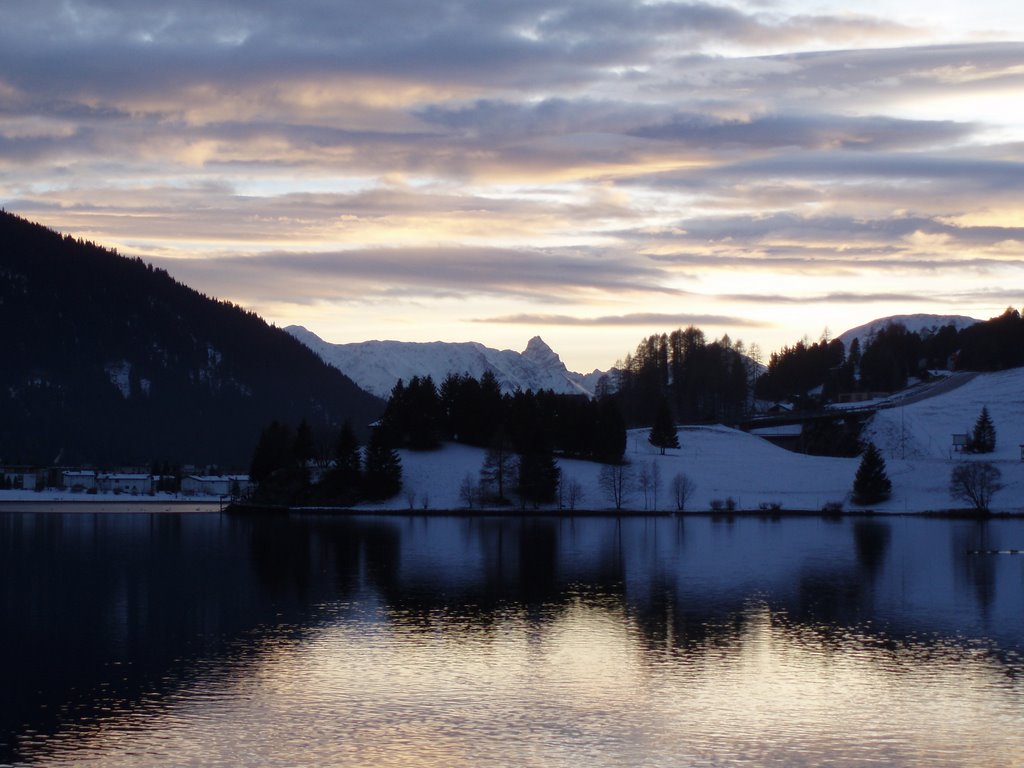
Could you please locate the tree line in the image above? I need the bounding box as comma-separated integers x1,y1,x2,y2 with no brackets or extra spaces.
246,371,630,508
248,419,401,506
378,371,627,465
611,328,755,427
245,310,1023,508
756,308,1024,404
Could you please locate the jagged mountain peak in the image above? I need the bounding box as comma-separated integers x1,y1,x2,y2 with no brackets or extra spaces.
521,336,565,370
286,327,607,399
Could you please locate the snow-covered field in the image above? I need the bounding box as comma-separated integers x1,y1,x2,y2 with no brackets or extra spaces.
384,366,1024,514
4,368,1021,514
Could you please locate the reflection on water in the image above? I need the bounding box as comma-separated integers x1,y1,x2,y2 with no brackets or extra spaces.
2,511,1023,767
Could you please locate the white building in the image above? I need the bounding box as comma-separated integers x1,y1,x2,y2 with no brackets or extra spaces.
181,475,251,497
97,473,153,494
62,470,97,491
4,468,39,490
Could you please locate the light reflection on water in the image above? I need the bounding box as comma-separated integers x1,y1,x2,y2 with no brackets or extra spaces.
2,512,1023,767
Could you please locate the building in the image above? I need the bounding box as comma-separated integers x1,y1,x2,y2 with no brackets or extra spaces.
62,470,98,491
3,467,39,490
181,475,252,497
97,473,153,494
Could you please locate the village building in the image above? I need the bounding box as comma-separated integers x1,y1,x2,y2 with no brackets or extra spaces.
3,466,40,490
62,470,98,491
180,474,252,497
97,473,153,494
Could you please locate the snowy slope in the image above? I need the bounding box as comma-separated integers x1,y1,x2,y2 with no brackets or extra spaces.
386,367,1024,514
286,326,608,397
10,367,1022,512
865,367,1024,462
838,314,979,350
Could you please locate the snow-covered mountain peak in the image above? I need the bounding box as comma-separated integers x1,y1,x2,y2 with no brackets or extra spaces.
286,327,609,399
838,314,980,350
521,336,565,370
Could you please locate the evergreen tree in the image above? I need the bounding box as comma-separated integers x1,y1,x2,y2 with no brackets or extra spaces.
249,421,293,483
593,398,626,464
320,420,362,503
334,421,362,482
967,406,996,453
648,398,679,455
480,426,515,503
362,428,402,500
852,443,892,505
380,375,443,450
515,447,560,506
292,418,315,466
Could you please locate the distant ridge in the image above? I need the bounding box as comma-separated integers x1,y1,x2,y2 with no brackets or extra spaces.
838,314,980,350
0,211,383,466
286,326,609,398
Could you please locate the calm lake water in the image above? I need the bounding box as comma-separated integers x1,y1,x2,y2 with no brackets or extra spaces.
2,509,1023,767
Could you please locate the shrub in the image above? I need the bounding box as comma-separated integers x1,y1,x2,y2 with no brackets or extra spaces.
950,461,1003,513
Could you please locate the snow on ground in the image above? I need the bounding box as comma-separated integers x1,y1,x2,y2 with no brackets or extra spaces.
387,368,1024,514
865,368,1024,462
5,369,1021,514
367,426,857,514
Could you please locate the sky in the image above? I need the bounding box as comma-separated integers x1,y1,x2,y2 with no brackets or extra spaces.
2,0,1023,372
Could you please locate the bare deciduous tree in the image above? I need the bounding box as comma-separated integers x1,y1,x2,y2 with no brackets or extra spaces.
650,460,661,512
950,461,1003,513
563,476,584,512
671,472,696,512
637,463,651,510
600,463,631,511
459,473,479,509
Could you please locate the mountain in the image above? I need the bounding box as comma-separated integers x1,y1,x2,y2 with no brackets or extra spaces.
0,211,383,467
838,314,980,351
286,326,610,398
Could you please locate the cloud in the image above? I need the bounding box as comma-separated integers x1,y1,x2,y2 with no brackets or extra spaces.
473,312,769,327
2,1,1023,368
629,113,974,152
720,292,927,305
148,245,682,305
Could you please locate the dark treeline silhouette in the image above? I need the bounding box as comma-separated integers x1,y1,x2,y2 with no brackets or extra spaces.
756,335,847,405
956,308,1024,370
248,418,402,506
243,371,629,507
0,211,383,467
379,371,627,465
755,308,1024,405
612,327,752,427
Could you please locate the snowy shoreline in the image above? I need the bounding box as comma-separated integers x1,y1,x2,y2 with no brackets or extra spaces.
4,368,1022,516
2,496,1019,518
251,505,1023,519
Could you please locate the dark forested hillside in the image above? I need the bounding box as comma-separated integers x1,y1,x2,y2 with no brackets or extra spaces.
753,309,1023,405
0,211,383,467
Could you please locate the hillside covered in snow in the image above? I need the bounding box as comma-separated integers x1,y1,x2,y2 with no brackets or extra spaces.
837,314,979,350
381,366,1024,515
287,326,608,397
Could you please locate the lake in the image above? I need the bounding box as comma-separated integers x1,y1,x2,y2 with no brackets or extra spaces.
2,508,1023,767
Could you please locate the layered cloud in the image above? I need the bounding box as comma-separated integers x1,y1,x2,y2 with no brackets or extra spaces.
1,0,1023,368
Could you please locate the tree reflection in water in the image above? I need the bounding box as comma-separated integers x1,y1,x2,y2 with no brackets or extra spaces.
2,511,1022,766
